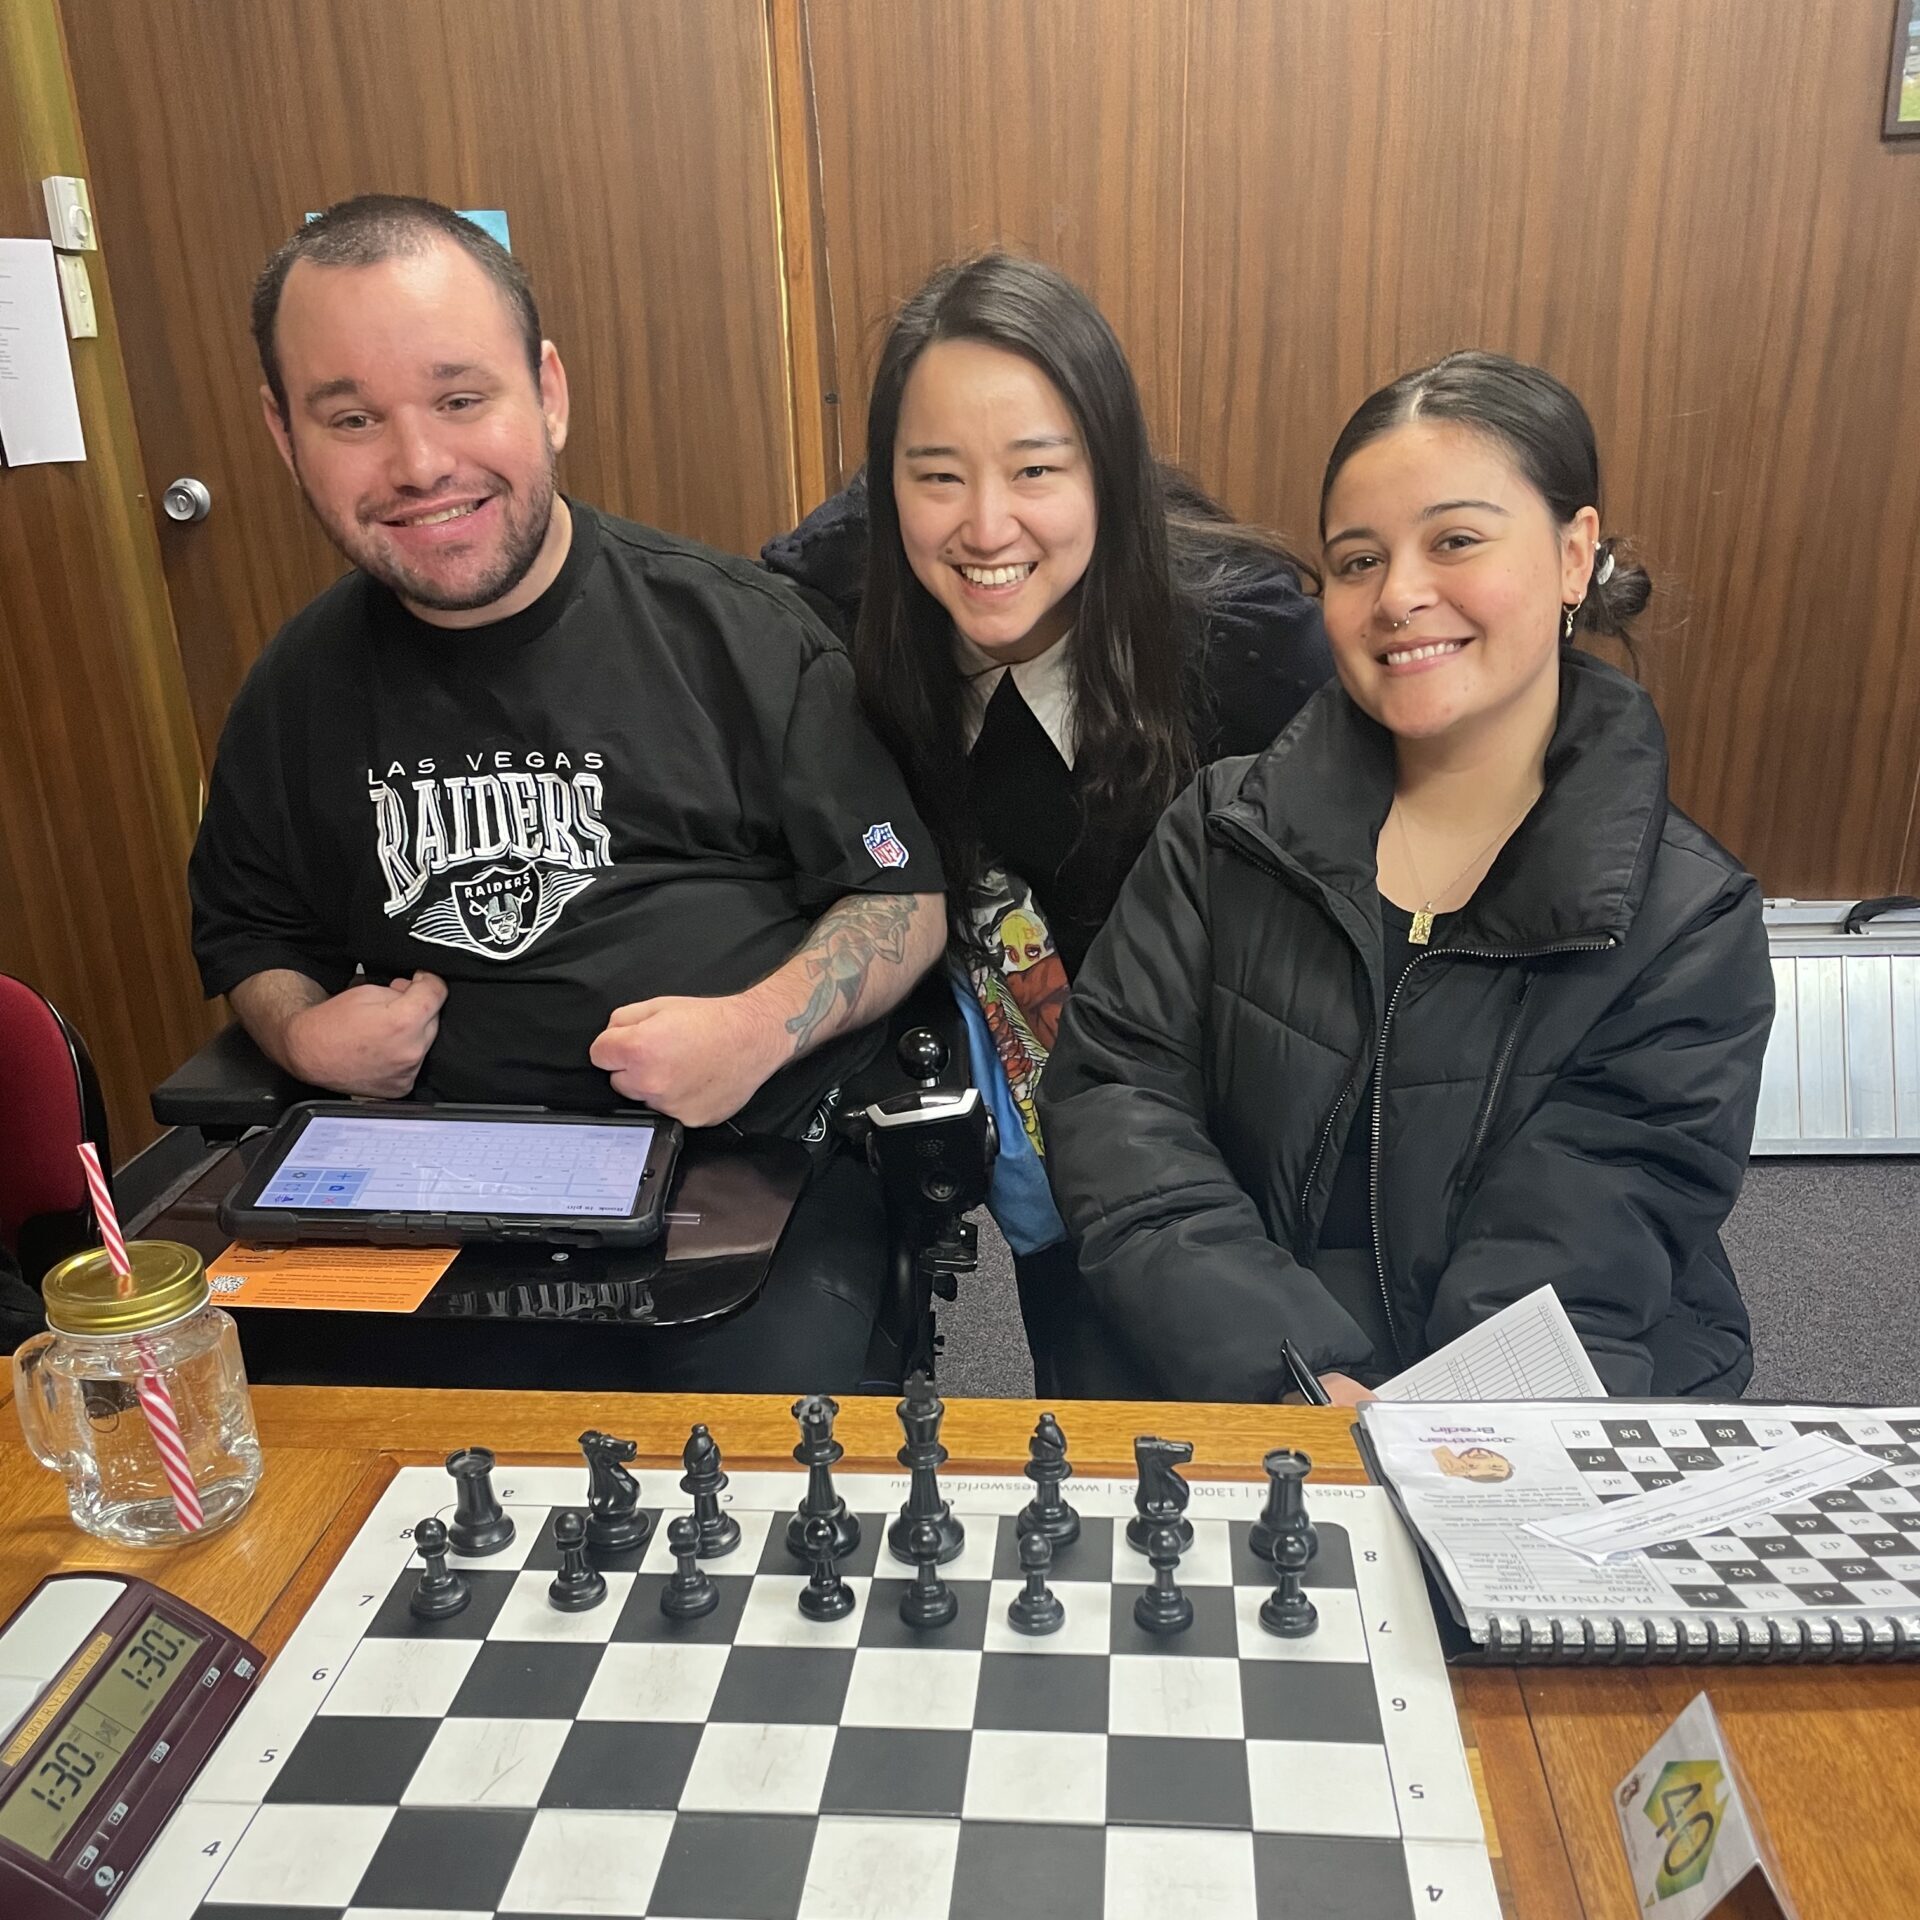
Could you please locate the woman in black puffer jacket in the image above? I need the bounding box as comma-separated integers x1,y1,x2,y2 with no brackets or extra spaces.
1041,352,1771,1403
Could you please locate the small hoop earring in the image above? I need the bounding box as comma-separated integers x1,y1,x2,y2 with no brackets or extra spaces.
1562,604,1577,642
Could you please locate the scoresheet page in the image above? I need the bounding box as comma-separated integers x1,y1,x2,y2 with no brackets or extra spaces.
1360,1401,1920,1629
258,1115,655,1217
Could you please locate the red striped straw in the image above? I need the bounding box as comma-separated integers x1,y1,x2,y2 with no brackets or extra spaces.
75,1143,205,1533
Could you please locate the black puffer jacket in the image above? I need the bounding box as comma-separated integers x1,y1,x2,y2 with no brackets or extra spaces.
1040,651,1771,1401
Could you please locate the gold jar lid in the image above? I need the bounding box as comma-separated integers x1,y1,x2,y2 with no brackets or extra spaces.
41,1242,210,1336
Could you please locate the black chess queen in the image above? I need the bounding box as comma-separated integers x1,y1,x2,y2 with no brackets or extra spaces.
1041,352,1771,1404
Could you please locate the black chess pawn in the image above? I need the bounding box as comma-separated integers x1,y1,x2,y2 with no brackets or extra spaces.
1007,1528,1066,1636
1126,1435,1195,1555
798,1513,856,1622
887,1370,965,1564
682,1423,741,1559
659,1513,721,1621
580,1429,652,1555
1133,1520,1195,1635
548,1510,608,1612
1259,1517,1319,1639
786,1395,861,1563
445,1446,515,1556
1248,1447,1318,1566
408,1516,471,1620
898,1514,959,1630
1016,1411,1081,1548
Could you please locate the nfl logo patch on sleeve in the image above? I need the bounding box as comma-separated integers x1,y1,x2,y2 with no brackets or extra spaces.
862,821,910,870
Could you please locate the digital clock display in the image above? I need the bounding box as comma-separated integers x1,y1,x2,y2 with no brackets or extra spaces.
0,1612,204,1861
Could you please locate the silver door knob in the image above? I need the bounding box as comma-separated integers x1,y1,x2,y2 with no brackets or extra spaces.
162,477,212,523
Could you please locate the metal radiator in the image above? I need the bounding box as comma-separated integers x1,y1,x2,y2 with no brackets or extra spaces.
1753,898,1920,1154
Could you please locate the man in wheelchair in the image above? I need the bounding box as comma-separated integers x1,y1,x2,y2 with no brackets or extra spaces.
186,194,957,1391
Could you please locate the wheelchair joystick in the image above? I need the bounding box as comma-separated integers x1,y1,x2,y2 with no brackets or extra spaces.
896,1026,949,1089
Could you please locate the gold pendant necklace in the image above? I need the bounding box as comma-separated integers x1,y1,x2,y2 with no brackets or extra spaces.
1394,796,1536,945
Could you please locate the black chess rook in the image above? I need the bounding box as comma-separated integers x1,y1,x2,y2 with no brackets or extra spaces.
659,1513,721,1621
798,1513,856,1622
408,1516,471,1620
445,1446,515,1556
1007,1528,1066,1635
786,1394,861,1562
1016,1411,1081,1548
887,1369,966,1564
1249,1447,1318,1564
1126,1434,1195,1555
1134,1520,1195,1634
898,1514,960,1629
581,1429,653,1556
681,1423,741,1559
548,1511,608,1612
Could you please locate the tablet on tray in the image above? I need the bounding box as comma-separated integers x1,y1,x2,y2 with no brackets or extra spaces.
220,1102,684,1248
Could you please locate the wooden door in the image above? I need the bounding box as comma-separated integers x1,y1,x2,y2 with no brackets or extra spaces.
63,0,800,763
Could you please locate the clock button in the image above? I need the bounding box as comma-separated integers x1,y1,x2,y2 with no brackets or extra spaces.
76,1845,99,1869
95,1866,117,1890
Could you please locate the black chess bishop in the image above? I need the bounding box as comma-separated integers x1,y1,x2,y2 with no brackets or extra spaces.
1016,1412,1081,1548
682,1423,741,1559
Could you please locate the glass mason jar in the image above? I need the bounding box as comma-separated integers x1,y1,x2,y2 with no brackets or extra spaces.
13,1242,263,1547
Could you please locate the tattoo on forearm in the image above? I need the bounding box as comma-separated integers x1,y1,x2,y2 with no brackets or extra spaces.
784,895,919,1054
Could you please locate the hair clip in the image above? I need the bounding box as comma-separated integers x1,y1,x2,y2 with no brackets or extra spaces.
1595,546,1616,586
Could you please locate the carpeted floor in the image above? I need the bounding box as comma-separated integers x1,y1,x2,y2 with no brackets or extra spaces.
934,1160,1920,1405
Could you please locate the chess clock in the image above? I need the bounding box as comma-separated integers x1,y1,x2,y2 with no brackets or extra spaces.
0,1575,261,1918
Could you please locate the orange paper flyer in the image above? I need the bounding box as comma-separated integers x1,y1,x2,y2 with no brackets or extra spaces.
207,1242,457,1313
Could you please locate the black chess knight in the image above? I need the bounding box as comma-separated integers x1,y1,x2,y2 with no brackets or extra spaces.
580,1429,652,1555
1126,1435,1194,1554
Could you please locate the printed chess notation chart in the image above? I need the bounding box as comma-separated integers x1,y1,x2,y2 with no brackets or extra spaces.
1362,1402,1920,1624
259,1115,656,1216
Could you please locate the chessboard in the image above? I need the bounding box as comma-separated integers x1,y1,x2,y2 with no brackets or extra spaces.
118,1437,1497,1918
1552,1407,1920,1613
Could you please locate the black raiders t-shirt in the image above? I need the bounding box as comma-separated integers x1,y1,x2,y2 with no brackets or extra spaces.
189,502,940,1133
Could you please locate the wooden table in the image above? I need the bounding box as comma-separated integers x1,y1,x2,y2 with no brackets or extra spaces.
3,1387,1913,1917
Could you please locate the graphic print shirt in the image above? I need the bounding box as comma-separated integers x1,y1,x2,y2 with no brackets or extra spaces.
189,503,939,1132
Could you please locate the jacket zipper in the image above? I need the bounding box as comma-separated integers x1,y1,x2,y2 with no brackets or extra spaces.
1206,808,1619,1364
1368,937,1614,1361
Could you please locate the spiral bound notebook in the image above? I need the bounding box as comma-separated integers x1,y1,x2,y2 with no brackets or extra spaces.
1355,1398,1920,1664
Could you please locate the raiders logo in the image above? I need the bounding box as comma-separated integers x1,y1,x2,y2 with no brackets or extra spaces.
410,857,599,962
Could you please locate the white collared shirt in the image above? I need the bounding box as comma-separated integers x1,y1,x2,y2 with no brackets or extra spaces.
956,629,1077,769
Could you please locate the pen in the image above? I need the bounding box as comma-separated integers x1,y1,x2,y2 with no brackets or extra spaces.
1281,1338,1332,1406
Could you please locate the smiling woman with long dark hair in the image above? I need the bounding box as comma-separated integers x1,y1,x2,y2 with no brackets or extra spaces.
1040,351,1772,1404
764,252,1331,1392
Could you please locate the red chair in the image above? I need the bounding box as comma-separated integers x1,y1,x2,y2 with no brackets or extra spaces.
0,973,110,1287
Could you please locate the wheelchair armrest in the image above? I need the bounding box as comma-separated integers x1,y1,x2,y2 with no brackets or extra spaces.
151,1020,321,1140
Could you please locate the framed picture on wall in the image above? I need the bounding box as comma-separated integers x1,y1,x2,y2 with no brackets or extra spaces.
1889,0,1920,138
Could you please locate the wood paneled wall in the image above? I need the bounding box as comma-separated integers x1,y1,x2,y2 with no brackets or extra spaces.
804,0,1920,897
65,0,798,763
0,0,216,1163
